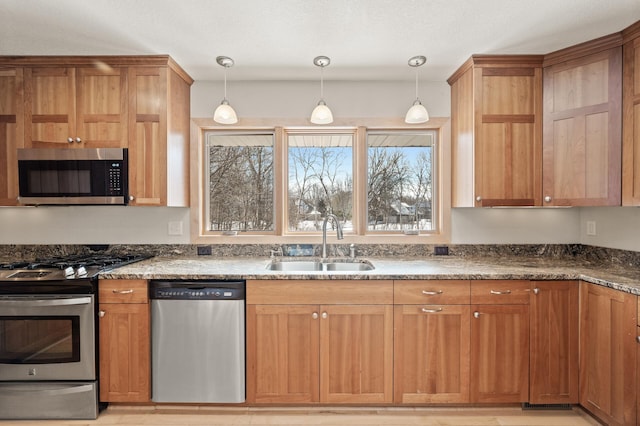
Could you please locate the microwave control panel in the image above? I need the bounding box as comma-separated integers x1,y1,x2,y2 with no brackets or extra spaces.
108,162,124,195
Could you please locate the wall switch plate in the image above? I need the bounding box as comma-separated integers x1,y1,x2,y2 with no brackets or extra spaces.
586,221,597,236
168,221,183,235
197,246,212,256
434,246,449,255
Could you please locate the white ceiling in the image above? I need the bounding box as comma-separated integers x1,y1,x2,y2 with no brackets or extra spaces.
1,0,639,82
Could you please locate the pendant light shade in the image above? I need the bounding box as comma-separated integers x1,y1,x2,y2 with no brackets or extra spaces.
405,55,429,124
213,56,238,124
310,56,333,124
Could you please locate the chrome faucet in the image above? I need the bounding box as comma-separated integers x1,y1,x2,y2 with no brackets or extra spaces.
322,214,344,260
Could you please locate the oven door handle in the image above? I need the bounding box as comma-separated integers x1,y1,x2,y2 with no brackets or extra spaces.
0,383,94,396
0,296,92,307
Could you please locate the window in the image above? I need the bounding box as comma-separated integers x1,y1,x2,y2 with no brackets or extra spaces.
204,132,275,232
367,131,436,233
196,123,447,242
287,131,354,232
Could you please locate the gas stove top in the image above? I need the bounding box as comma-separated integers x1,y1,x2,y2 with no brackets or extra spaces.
0,254,151,282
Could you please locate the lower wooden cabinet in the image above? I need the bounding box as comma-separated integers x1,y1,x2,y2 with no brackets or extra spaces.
579,281,637,426
98,279,150,403
246,280,394,404
470,281,530,403
529,280,579,404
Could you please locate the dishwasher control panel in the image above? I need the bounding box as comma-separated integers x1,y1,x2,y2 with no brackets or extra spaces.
149,281,245,300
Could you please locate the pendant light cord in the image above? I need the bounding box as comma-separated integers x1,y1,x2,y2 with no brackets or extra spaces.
414,66,419,100
320,65,324,100
224,67,228,101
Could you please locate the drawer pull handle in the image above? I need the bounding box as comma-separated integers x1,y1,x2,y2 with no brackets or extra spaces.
490,289,511,295
422,290,443,296
112,289,134,294
421,307,443,313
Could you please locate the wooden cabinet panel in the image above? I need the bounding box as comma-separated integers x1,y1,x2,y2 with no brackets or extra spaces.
579,281,637,426
394,280,470,304
471,280,531,304
543,47,622,206
246,304,320,403
529,281,579,404
623,28,640,205
470,304,529,403
99,302,150,402
320,304,393,403
394,304,470,403
0,67,23,205
449,56,543,207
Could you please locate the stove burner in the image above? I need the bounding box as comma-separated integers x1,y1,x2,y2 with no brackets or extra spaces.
7,271,53,279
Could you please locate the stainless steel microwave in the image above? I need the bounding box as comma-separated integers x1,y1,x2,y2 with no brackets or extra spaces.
17,148,128,205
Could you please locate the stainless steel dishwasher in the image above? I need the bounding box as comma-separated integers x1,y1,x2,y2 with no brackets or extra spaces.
149,280,245,403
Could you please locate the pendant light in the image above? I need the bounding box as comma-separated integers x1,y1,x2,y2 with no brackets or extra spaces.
310,56,333,124
405,55,429,124
213,56,238,124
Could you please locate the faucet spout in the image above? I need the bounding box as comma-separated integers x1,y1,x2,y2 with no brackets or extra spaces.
322,214,344,260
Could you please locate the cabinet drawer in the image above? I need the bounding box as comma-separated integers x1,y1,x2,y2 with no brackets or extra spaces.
99,279,148,304
394,280,470,304
471,280,530,304
247,280,393,304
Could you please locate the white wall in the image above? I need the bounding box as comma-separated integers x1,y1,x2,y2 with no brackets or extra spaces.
1,79,638,250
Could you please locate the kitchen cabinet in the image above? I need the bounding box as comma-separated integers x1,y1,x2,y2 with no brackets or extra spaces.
246,280,393,404
579,281,637,426
470,280,530,403
394,280,471,403
529,280,579,404
24,65,127,148
448,55,543,207
623,21,640,205
127,64,191,206
0,67,23,205
542,41,622,206
98,279,150,403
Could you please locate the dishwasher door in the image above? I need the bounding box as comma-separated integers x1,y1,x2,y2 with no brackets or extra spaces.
151,298,245,403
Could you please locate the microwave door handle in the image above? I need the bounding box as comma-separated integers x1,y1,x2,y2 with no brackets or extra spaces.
0,296,92,307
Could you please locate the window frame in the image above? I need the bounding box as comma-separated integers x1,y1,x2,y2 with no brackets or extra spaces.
190,118,451,244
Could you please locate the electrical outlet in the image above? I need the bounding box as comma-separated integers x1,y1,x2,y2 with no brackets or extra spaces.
586,221,596,236
197,246,212,256
168,221,183,236
434,246,449,256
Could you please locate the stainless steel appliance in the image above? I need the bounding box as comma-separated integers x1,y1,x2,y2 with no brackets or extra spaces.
150,280,245,403
0,253,148,420
17,148,128,205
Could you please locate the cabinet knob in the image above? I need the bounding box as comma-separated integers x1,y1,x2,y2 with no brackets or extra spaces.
533,288,540,295
321,312,328,319
473,311,480,319
544,196,552,203
75,137,82,144
312,312,318,320
476,196,482,202
98,310,105,318
636,336,640,344
67,137,74,144
129,195,135,201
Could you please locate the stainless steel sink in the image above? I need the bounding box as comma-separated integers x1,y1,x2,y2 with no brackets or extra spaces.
266,260,374,272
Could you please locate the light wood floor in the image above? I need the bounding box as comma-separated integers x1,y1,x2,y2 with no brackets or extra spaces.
0,405,604,426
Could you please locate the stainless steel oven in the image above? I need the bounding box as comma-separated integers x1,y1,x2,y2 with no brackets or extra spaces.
0,253,150,420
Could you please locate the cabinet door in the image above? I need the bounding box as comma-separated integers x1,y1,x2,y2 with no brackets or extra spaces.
98,303,150,402
24,67,76,148
474,67,542,207
623,35,640,205
394,304,470,403
128,67,168,205
543,47,622,206
0,67,23,205
320,305,393,403
470,304,529,403
529,281,579,404
76,67,127,148
580,282,637,426
246,304,320,403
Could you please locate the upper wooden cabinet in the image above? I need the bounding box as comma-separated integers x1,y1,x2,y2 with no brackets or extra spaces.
623,21,640,205
448,55,544,207
542,38,623,206
24,65,127,148
0,67,23,205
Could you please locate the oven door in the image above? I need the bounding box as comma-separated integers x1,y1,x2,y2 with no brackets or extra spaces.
0,295,95,381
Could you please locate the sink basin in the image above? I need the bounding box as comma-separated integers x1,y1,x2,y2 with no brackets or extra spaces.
266,260,375,272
